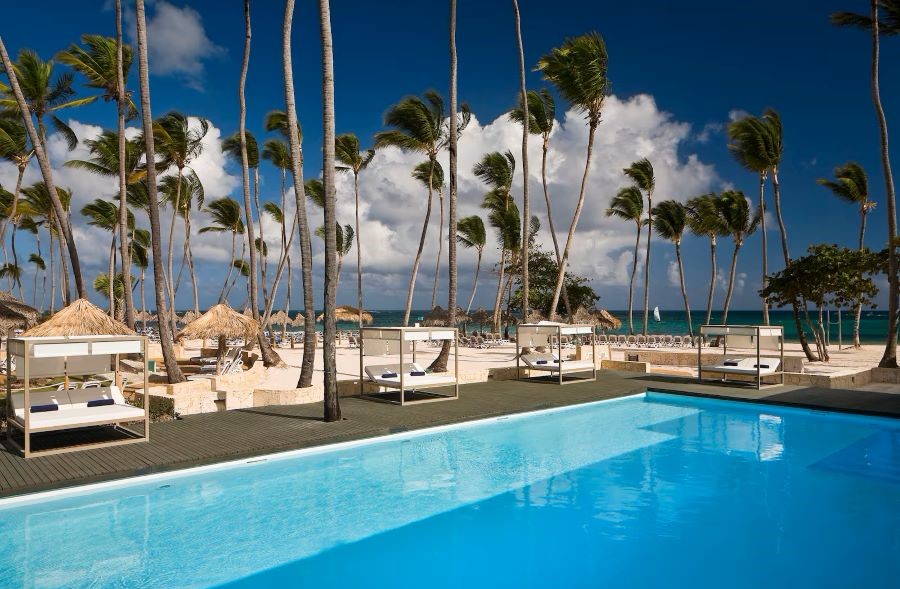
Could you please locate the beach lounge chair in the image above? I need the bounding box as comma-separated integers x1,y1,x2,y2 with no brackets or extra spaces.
636,334,647,347
517,351,596,384
626,335,637,347
647,335,658,347
8,385,145,438
705,357,781,380
81,380,102,389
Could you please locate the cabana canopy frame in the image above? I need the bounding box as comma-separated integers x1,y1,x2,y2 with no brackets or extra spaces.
4,335,150,458
359,326,459,405
698,324,785,389
516,322,597,385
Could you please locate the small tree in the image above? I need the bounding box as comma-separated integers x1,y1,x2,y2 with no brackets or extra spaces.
511,243,599,315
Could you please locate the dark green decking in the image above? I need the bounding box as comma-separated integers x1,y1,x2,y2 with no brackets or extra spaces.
1,371,899,499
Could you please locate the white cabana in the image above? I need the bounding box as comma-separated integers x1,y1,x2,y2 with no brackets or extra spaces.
4,335,150,458
359,327,459,405
516,322,597,385
698,325,785,389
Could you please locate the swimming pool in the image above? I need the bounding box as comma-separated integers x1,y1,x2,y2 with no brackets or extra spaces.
0,392,897,588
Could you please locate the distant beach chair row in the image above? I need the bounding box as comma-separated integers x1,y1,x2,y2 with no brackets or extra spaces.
599,334,706,348
458,333,510,348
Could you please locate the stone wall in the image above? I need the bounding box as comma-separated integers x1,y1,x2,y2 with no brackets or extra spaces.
620,349,804,373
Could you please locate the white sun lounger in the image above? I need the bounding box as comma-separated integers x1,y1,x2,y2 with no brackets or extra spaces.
364,363,457,389
9,386,145,434
707,357,781,376
518,351,596,384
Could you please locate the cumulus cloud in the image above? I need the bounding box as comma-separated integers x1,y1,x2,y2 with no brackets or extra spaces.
667,260,680,287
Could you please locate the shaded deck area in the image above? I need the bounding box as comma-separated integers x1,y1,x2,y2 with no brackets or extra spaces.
2,371,899,498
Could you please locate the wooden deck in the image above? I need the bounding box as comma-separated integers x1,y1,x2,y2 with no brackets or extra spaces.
2,371,899,499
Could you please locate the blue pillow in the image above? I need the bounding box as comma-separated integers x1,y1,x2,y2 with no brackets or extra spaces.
754,364,769,369
535,360,548,365
553,359,561,363
410,371,426,376
723,361,739,366
30,404,58,413
87,398,115,407
381,372,398,378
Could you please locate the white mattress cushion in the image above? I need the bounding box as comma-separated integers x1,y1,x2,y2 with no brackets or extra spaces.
13,404,146,430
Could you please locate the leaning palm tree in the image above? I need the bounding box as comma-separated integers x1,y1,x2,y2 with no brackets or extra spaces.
374,90,470,325
411,160,445,309
623,158,655,335
537,32,609,319
605,186,644,334
57,29,137,326
686,193,727,325
512,0,531,321
832,2,900,366
199,197,245,303
159,171,203,313
717,190,760,324
280,0,317,388
335,132,375,330
19,182,71,312
652,200,693,336
457,215,486,314
0,116,33,278
474,151,516,331
0,40,86,301
818,161,876,347
132,0,184,382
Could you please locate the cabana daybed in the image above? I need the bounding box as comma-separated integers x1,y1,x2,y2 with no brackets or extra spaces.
4,335,150,458
516,322,597,385
359,326,458,405
698,325,785,389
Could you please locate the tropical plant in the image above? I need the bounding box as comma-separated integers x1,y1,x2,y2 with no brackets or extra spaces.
831,0,900,366
199,197,245,302
652,200,693,336
374,90,470,325
81,198,133,315
19,182,71,312
134,0,184,382
605,186,644,333
457,215,486,314
510,243,599,316
28,252,45,310
411,159,445,309
686,193,727,325
818,161,877,347
512,0,532,321
159,171,203,313
130,228,150,329
0,116,32,280
537,32,609,318
717,190,760,324
316,223,354,289
623,158,655,335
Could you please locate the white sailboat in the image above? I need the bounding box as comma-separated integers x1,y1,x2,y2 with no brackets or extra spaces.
653,306,661,322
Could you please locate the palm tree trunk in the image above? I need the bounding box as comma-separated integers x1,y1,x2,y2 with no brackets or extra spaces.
116,0,134,328
772,165,817,361
185,214,199,313
513,0,530,321
627,220,640,334
722,242,741,324
220,231,236,302
642,194,652,336
854,206,867,348
493,247,506,332
166,168,182,333
705,237,716,325
225,236,244,301
759,171,769,324
284,255,292,343
255,167,269,311
56,221,70,303
319,0,340,421
354,172,363,333
49,232,55,314
0,167,24,291
675,241,692,337
548,120,597,317
465,250,482,314
282,0,316,388
141,268,147,331
108,230,116,314
402,162,434,326
134,0,185,382
239,0,283,368
539,138,572,316
430,189,444,310
870,2,899,367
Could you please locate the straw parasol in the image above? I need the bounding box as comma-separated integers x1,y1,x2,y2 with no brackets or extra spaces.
292,312,306,327
0,291,39,332
570,306,622,330
268,310,291,325
24,298,135,336
180,310,200,324
176,303,260,374
317,305,373,325
421,305,469,327
524,309,547,324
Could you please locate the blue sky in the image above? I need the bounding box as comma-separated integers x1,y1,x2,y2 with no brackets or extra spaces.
1,0,899,312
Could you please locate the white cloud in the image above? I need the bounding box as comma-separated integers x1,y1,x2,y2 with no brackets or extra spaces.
695,122,722,143
728,108,750,122
667,260,680,287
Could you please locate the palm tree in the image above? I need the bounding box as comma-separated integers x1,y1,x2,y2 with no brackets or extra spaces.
512,0,531,321
831,1,900,366
0,262,22,293
605,186,644,334
199,197,245,303
27,252,45,310
0,116,33,280
134,0,184,382
93,273,130,320
315,223,353,289
20,182,71,311
411,160,445,309
686,193,727,325
81,198,133,315
130,228,150,330
457,215,486,314
717,190,760,324
818,162,876,347
335,133,374,330
652,200,693,336
537,32,609,318
374,90,470,325
474,151,516,331
0,40,86,301
153,110,209,329
280,0,317,388
57,28,137,326
623,158,655,335
159,171,203,313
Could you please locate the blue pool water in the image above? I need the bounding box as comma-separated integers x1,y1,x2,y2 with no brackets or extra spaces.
0,393,898,588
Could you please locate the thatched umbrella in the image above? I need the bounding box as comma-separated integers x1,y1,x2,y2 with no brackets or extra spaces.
422,305,469,327
468,308,492,334
0,291,39,333
524,309,547,324
317,305,373,325
291,313,306,327
269,310,291,325
571,306,622,331
24,298,135,337
176,303,259,374
180,310,200,324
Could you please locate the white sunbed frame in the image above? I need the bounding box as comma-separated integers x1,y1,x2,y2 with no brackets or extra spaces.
697,325,785,390
359,326,459,405
516,323,597,385
4,335,150,458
